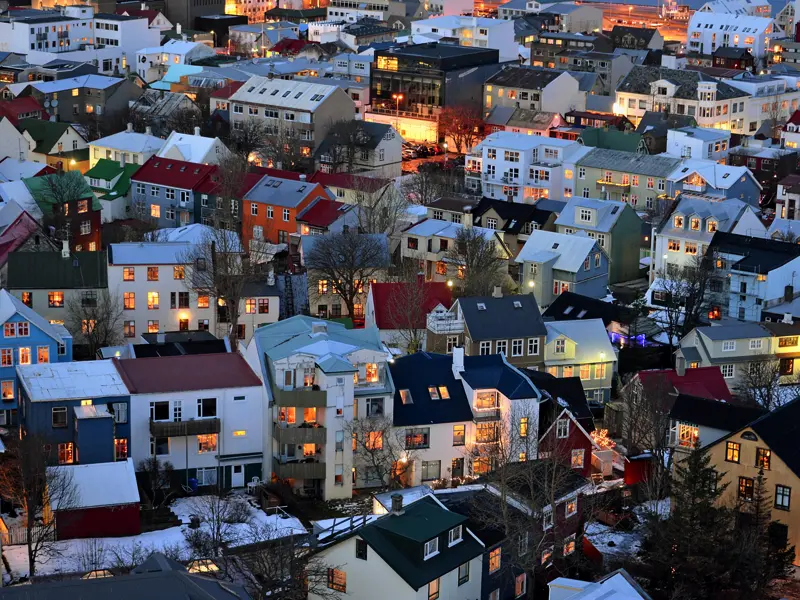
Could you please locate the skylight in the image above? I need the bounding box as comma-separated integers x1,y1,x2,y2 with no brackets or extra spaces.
513,301,522,308
563,306,574,314
400,389,413,404
577,309,587,318
477,303,486,310
552,242,559,249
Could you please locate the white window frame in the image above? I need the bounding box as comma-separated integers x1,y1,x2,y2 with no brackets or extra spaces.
448,524,462,546
511,339,523,357
528,338,540,355
721,364,735,378
556,418,569,438
722,340,736,352
423,537,439,560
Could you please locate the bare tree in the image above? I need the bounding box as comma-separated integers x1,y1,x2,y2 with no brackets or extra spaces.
65,289,125,356
385,264,435,354
345,416,416,490
401,168,469,206
136,457,176,510
305,232,388,318
737,359,799,410
260,123,312,172
319,120,373,174
229,118,271,162
0,433,79,577
445,227,509,296
183,493,253,558
351,179,408,237
438,105,484,154
39,171,89,241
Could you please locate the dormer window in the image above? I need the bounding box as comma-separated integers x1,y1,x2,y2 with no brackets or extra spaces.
400,389,413,404
673,215,684,228
579,208,592,222
690,218,700,231
708,220,718,233
555,339,566,353
448,525,462,546
424,537,439,560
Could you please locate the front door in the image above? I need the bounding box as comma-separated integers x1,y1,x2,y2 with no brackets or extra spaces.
232,464,245,488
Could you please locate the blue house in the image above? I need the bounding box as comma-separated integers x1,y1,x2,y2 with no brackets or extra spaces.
17,360,131,465
0,289,72,426
667,160,762,207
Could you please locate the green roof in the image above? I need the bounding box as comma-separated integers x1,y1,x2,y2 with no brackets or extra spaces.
358,496,483,591
85,159,141,200
18,118,74,155
578,127,645,153
7,251,108,289
24,172,102,213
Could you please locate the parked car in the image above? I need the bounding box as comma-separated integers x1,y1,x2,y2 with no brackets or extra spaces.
402,148,418,160
414,145,430,158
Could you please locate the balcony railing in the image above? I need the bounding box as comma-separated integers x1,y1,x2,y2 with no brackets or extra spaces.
150,418,220,437
273,457,326,480
271,384,328,408
427,313,464,334
367,107,438,121
273,423,327,445
473,408,501,421
596,180,630,191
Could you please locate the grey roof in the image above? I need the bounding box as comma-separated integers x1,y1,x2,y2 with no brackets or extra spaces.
696,323,770,341
458,295,546,341
555,197,634,233
616,65,749,100
245,176,318,208
485,65,564,90
542,2,585,13
316,121,392,158
678,345,702,363
576,147,682,176
500,0,527,9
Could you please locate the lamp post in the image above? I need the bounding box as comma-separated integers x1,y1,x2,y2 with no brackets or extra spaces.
210,30,216,47
392,93,403,131
443,141,448,163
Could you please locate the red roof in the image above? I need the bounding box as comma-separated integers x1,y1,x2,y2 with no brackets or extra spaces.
131,156,215,189
296,199,348,228
785,110,800,129
637,367,733,402
270,38,317,55
0,211,43,268
309,172,390,192
249,166,305,181
116,7,161,23
369,282,452,330
0,97,46,125
211,81,244,99
195,167,269,197
114,353,262,394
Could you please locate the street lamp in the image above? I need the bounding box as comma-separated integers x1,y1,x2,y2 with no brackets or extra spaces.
210,30,216,47
443,142,448,162
391,93,403,115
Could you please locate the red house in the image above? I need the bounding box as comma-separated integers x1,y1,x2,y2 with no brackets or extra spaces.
48,459,140,539
635,366,733,401
539,408,601,479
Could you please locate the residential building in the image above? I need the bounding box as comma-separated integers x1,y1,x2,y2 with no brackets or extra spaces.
554,197,643,284
667,160,762,205
780,109,800,150
543,3,603,33
728,140,798,204
687,12,773,59
227,23,299,55
316,122,403,178
0,289,72,426
425,293,548,371
609,25,664,50
29,174,103,253
84,159,140,222
549,569,651,599
483,65,591,115
136,40,217,82
666,126,731,162
573,147,682,210
516,229,609,308
464,131,591,202
703,397,800,565
552,49,645,96
484,108,565,137
295,198,359,237
366,44,502,142
243,316,394,500
711,46,756,71
89,124,164,168
130,156,216,228
578,127,648,154
310,494,484,600
471,196,565,257
107,239,219,339
226,76,356,155
410,16,518,62
776,173,800,219
116,353,266,489
237,279,281,345
365,281,452,352
156,129,229,166
634,111,698,154
18,118,87,170
542,318,616,402
17,359,129,465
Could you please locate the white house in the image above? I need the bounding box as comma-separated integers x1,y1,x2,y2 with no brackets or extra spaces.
116,353,267,489
697,0,771,17
89,124,165,168
687,12,773,59
156,129,229,165
410,16,518,62
135,39,216,82
666,126,731,162
0,117,34,162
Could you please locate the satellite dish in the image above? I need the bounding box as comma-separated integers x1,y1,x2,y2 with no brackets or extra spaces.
44,100,50,108
51,100,59,107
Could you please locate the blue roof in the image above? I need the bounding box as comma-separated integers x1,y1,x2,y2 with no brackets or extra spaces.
461,354,539,400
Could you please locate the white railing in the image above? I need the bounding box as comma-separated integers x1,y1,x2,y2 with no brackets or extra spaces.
427,313,464,334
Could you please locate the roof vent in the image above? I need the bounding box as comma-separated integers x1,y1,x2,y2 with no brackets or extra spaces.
552,242,559,249
476,303,486,311
311,321,328,334
513,301,522,308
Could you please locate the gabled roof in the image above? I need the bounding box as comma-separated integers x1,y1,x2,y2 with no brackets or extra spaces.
473,197,553,231
579,128,644,153
708,232,800,274
7,251,107,289
296,198,350,228
157,131,223,164
24,173,101,212
617,65,748,101
92,129,165,155
210,80,244,98
0,157,51,181
554,197,634,233
0,288,65,343
389,352,474,426
545,319,617,363
576,147,682,177
308,171,390,191
636,367,733,401
515,229,600,272
458,294,545,341
370,282,451,330
0,96,45,125
544,291,638,326
84,160,140,200
18,359,127,402
7,74,124,96
245,175,322,208
316,121,393,156
49,458,139,509
610,25,658,44
108,242,191,266
670,394,766,432
227,75,341,111
658,196,751,237
18,118,77,155
131,155,215,189
486,65,566,90
461,354,539,400
527,369,594,424
668,159,758,191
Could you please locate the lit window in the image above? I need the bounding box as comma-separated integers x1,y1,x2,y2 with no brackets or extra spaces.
488,547,501,572
197,434,218,453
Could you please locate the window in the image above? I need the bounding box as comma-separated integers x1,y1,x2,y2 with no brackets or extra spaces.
197,397,217,418
147,266,158,281
756,448,771,470
448,524,462,546
520,417,529,438
722,340,736,352
0,349,10,367
480,341,491,355
555,339,566,353
511,339,523,357
571,449,585,469
58,442,74,465
421,460,440,481
197,434,218,453
147,292,159,310
37,346,49,364
528,338,540,355
515,574,526,598
111,402,127,423
198,295,210,309
565,495,578,517
1,381,12,400
48,291,64,308
564,534,576,555
423,537,439,559
496,340,508,356
739,476,754,501
283,208,290,221
148,320,159,333
52,406,67,428
18,347,30,365
721,364,735,379
750,339,763,350
245,298,256,314
726,441,741,463
406,427,430,449
258,299,269,314
776,485,791,510
453,424,465,446
668,239,681,252
115,438,128,460
151,436,169,456
779,336,798,348
458,562,470,585
123,292,135,310
151,204,160,218
327,569,346,592
489,547,501,573
173,266,185,280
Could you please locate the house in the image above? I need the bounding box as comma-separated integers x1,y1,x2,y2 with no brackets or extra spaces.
711,46,755,71
609,25,664,50
666,127,732,162
47,459,140,539
549,569,651,599
156,129,229,166
0,157,52,180
0,97,47,126
471,197,563,257
17,118,88,171
116,5,173,32
6,250,106,348
130,156,216,228
543,318,617,402
542,2,604,34
310,494,484,600
366,281,451,352
671,160,761,206
116,352,266,489
0,289,72,426
0,116,36,164
130,89,201,138
242,175,329,249
107,239,219,340
237,278,281,345
687,12,773,59
315,121,402,178
0,205,59,272
84,159,141,222
553,50,646,96
242,316,394,500
703,397,800,565
578,128,648,154
227,23,300,55
426,293,547,371
538,405,601,479
89,124,165,168
483,66,591,115
484,108,565,137
728,141,797,204
516,229,609,308
17,360,129,465
634,111,698,155
410,15,518,61
295,198,358,236
135,40,217,82
309,172,393,206
776,173,800,219
554,197,643,284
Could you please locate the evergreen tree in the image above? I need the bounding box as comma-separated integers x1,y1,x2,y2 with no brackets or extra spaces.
641,447,733,600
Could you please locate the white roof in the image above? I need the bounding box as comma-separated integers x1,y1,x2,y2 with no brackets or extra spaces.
0,289,65,343
48,459,139,510
17,359,129,402
475,130,576,153
7,75,123,97
228,75,339,111
549,571,648,599
91,130,165,155
412,15,509,29
698,0,770,14
153,223,242,249
137,39,208,56
0,180,43,221
545,318,617,361
660,196,750,236
108,241,191,265
157,131,222,164
0,158,48,182
405,218,498,241
515,229,598,272
689,10,772,33
554,197,630,233
669,159,758,190
671,126,729,142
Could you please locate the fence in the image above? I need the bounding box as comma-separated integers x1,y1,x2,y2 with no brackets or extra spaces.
0,518,55,546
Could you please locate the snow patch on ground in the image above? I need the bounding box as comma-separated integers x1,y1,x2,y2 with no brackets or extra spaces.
584,499,671,562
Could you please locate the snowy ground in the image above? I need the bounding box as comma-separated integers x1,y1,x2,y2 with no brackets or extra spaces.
3,494,306,579
584,498,671,562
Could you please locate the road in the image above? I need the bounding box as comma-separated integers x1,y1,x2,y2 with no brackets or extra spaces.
593,2,689,44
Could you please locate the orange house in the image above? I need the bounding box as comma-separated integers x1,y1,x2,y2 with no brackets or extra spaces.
241,175,328,249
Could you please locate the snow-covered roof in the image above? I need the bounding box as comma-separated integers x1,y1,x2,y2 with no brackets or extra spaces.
671,126,729,142
137,39,209,56
0,289,66,344
474,130,576,153
545,318,617,363
152,223,242,251
157,131,223,164
228,76,340,111
659,196,751,237
109,241,191,265
554,197,630,233
515,229,599,272
405,218,498,241
18,359,129,402
0,158,48,182
7,75,123,97
0,180,43,220
549,570,649,599
669,159,759,191
48,458,140,510
91,130,165,155
767,217,800,240
412,14,509,29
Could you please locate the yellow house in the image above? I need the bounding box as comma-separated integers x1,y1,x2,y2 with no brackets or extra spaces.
703,399,800,564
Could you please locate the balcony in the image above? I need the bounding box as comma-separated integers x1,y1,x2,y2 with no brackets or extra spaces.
273,457,326,480
473,408,501,421
271,384,328,408
150,418,220,437
427,313,464,335
273,423,327,445
367,106,438,121
683,182,707,193
596,180,630,192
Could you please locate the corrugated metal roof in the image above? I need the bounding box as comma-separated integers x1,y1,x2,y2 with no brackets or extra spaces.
18,359,129,402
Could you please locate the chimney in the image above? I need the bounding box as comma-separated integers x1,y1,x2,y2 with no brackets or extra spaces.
452,346,464,379
60,240,69,259
300,173,307,181
783,312,794,325
145,125,152,136
492,286,502,298
176,23,182,35
676,358,686,377
120,153,126,168
194,126,201,136
141,2,146,9
156,332,166,344
463,206,472,229
390,493,403,514
785,285,794,302
267,268,275,286
126,122,133,133
311,321,328,334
